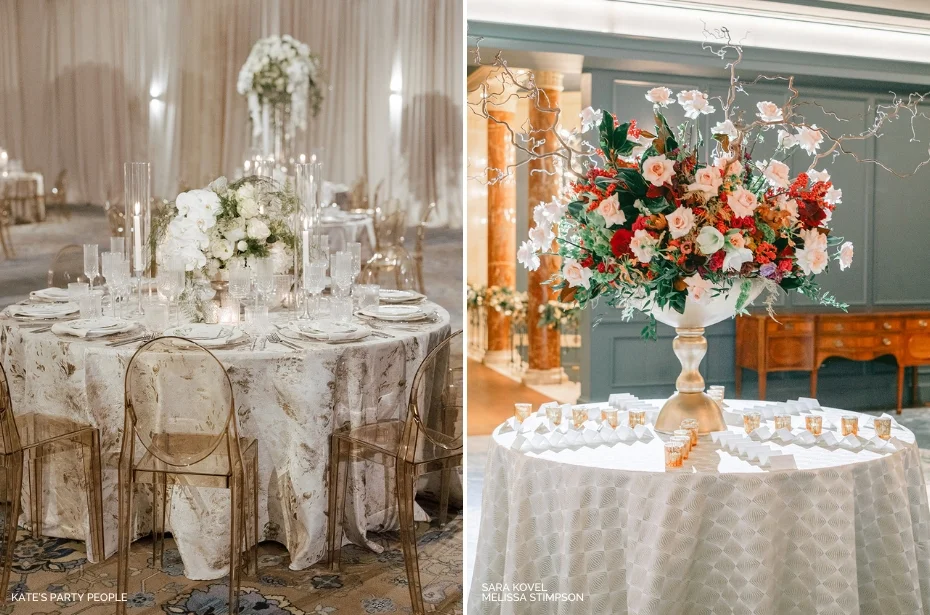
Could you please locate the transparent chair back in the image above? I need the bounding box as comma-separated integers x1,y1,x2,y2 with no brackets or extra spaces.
48,244,87,287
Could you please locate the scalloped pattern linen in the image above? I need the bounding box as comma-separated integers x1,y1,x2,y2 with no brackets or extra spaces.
469,402,930,615
0,306,450,580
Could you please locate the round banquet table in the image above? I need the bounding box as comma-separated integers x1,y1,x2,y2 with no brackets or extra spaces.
320,209,376,253
469,399,930,615
0,303,450,579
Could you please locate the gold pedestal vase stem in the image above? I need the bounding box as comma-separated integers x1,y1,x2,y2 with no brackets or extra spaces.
654,327,727,434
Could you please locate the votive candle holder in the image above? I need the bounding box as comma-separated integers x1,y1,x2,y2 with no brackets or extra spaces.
671,436,691,460
805,415,823,436
602,408,619,429
628,410,647,428
572,406,588,430
664,441,683,469
873,417,892,440
672,430,692,457
545,405,563,426
680,419,699,446
743,411,761,434
841,415,859,436
514,403,533,424
773,414,792,431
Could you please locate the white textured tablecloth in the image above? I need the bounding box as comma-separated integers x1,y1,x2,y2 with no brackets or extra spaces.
0,304,450,579
469,400,930,615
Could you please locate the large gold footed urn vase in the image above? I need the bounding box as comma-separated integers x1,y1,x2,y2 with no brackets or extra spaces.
649,282,763,434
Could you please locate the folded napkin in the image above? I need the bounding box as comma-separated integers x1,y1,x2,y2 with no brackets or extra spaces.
51,318,125,338
30,287,71,302
292,321,369,342
5,302,78,319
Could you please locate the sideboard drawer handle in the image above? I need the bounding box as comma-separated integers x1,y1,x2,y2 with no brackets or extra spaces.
883,322,892,330
834,340,844,348
921,320,928,328
882,338,892,346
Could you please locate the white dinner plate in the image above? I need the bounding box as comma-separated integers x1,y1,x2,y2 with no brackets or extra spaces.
378,289,425,304
285,320,370,342
163,324,245,348
30,287,72,302
358,305,427,321
53,317,136,338
9,302,80,319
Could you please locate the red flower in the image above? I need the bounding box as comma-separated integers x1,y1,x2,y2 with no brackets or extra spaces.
707,251,725,272
581,256,594,269
611,229,634,258
597,262,606,273
778,258,793,272
798,199,827,228
755,242,777,264
631,215,650,232
646,185,665,199
628,119,642,139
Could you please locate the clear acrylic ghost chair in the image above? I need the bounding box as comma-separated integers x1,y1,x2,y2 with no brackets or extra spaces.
328,330,463,614
119,337,258,615
0,363,104,602
47,244,87,287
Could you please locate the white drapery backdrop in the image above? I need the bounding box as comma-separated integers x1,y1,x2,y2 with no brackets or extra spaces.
0,0,463,226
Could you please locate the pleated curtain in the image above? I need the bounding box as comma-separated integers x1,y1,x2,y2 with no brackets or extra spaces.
0,0,463,226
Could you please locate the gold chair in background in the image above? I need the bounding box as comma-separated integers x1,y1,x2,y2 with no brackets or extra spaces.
0,363,105,602
47,244,87,287
412,201,437,295
46,170,69,220
2,178,41,224
119,337,259,615
0,196,12,260
328,330,463,614
361,201,416,290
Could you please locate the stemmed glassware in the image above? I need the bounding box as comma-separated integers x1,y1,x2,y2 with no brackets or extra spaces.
101,252,131,317
347,242,361,283
330,251,353,298
228,259,252,320
252,258,276,307
83,244,99,290
302,262,326,319
157,258,186,327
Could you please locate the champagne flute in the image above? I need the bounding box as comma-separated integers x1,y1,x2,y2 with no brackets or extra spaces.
347,242,361,283
227,260,252,320
83,244,99,290
302,261,326,319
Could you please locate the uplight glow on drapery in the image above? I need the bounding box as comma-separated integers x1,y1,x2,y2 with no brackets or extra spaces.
0,0,463,226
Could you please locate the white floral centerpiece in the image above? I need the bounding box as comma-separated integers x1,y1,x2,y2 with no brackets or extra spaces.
237,34,324,139
154,176,297,278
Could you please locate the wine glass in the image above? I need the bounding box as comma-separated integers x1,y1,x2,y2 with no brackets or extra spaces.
83,244,99,290
330,252,353,298
157,259,186,326
227,260,252,319
101,252,116,316
347,242,361,283
252,258,276,306
302,262,327,319
110,256,132,318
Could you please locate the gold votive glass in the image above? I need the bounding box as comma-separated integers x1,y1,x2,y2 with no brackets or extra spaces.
680,419,699,446
773,414,792,431
841,415,859,436
805,415,823,436
628,410,647,428
664,441,683,469
671,436,691,460
743,411,761,434
672,430,692,457
514,403,533,424
545,405,563,426
603,408,619,429
572,406,588,429
873,417,892,440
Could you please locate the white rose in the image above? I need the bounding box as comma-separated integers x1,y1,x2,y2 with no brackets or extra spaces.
756,101,783,122
723,247,754,272
808,169,831,184
237,240,248,252
579,107,603,131
696,226,724,255
542,198,567,223
777,129,797,149
528,225,554,251
796,246,828,275
711,119,738,140
677,90,715,119
517,240,540,271
238,197,260,219
666,206,695,239
596,193,626,227
795,125,824,155
800,228,827,252
642,154,675,187
562,257,592,289
687,166,723,196
762,159,791,189
224,219,247,243
246,219,271,240
728,186,758,218
825,187,842,205
211,240,234,261
838,241,854,271
684,274,714,304
645,87,673,107
630,229,657,263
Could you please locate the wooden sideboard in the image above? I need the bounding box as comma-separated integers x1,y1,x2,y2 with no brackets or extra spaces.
735,310,930,413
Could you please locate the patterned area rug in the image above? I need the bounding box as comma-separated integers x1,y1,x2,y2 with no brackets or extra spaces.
3,502,462,615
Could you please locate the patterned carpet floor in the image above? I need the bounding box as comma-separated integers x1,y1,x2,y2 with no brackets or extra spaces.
3,501,462,615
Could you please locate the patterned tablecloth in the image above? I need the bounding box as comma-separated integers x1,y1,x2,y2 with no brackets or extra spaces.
469,399,930,615
0,304,450,579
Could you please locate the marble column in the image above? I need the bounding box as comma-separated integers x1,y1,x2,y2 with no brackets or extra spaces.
485,95,517,364
524,71,566,385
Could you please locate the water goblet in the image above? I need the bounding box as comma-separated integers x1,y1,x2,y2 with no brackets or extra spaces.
68,282,89,302
227,260,252,320
252,257,276,306
329,296,354,323
354,284,380,312
142,300,170,334
302,262,327,319
157,259,186,327
83,244,99,290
